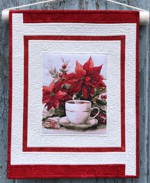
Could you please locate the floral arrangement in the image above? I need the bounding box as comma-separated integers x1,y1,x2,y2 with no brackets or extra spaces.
43,57,107,124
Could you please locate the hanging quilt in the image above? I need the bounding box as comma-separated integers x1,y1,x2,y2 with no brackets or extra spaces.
8,10,139,178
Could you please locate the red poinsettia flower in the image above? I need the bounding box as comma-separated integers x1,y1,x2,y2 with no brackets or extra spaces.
65,57,106,99
43,81,67,110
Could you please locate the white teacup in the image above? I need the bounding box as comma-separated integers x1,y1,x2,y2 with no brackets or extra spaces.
65,100,100,125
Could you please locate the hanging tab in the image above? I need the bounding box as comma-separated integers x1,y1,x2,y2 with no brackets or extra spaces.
2,0,60,23
106,0,149,25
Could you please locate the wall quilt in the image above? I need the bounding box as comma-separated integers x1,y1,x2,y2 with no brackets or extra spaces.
8,10,139,178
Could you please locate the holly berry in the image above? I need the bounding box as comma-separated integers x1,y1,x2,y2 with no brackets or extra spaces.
62,64,67,69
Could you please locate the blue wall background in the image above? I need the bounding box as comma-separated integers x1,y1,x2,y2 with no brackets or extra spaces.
0,0,149,182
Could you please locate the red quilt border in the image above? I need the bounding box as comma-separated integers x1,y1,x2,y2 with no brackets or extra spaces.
7,10,139,178
23,35,125,153
10,10,139,24
8,164,126,179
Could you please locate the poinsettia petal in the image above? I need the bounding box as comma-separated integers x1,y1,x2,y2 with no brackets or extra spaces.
90,87,95,95
85,76,91,81
73,80,82,93
48,80,55,91
52,100,59,108
86,86,95,96
83,56,94,71
65,73,77,80
43,95,51,104
98,75,105,80
82,85,89,99
75,61,86,77
66,78,79,84
85,81,96,88
99,80,106,88
43,86,51,93
55,91,67,99
61,94,72,101
96,80,106,88
54,80,65,92
76,80,82,91
93,65,103,75
43,81,55,93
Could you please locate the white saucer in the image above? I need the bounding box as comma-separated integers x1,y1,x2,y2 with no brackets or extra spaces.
59,117,98,130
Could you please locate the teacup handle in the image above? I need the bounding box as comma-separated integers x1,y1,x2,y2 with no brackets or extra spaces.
91,107,100,119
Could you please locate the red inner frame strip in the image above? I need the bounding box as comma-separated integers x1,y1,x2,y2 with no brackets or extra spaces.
23,35,125,152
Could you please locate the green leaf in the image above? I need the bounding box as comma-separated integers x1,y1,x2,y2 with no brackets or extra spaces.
42,107,56,120
100,109,106,114
55,107,66,117
62,84,71,90
96,99,107,106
